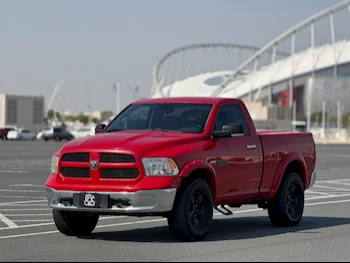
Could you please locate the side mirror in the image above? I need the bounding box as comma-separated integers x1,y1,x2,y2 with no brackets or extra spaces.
95,124,106,134
212,124,244,139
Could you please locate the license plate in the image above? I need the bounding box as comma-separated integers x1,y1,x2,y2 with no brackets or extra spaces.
73,193,111,208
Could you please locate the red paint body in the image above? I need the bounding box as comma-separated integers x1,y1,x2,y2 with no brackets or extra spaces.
45,97,316,206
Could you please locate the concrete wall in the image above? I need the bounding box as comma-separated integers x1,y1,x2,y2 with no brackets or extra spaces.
253,119,292,131
0,94,5,127
244,101,269,120
5,94,44,132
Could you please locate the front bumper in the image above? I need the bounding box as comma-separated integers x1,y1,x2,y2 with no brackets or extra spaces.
309,171,317,188
46,187,177,215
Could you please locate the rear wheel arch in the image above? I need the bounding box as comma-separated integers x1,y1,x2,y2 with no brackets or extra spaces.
283,160,307,187
269,153,308,199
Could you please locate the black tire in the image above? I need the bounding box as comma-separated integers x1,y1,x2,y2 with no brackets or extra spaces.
268,172,305,227
53,210,99,236
168,178,213,242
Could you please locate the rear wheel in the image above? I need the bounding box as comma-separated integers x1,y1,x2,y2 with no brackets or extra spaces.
53,210,99,236
168,178,213,242
268,172,305,227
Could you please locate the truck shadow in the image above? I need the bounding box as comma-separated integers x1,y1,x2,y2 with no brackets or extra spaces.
79,216,350,243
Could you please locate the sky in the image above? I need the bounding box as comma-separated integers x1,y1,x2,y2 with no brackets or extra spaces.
0,0,348,113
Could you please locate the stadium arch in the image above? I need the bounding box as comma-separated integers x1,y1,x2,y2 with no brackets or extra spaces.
151,0,350,125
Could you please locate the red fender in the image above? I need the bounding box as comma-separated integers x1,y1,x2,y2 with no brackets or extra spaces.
268,152,308,199
179,159,218,202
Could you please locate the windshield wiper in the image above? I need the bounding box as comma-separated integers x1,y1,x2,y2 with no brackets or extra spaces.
104,128,124,133
149,128,173,132
150,128,184,133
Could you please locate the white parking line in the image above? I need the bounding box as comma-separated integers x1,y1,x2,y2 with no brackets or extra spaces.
0,213,18,228
0,200,47,206
2,204,48,207
1,199,350,240
0,222,53,230
318,179,350,183
313,185,350,191
0,216,125,231
321,181,350,186
307,199,350,206
0,189,45,193
10,184,45,188
0,230,58,239
305,193,350,200
306,190,332,196
12,220,52,222
0,209,50,211
0,170,30,174
0,196,45,199
4,214,52,217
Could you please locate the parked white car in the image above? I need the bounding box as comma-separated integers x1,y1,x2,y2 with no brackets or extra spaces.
7,129,37,141
36,127,54,140
70,127,95,139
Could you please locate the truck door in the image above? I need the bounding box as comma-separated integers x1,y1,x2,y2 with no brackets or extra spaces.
213,103,263,202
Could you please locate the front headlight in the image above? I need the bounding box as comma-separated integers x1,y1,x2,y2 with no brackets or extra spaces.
51,155,59,174
142,158,179,176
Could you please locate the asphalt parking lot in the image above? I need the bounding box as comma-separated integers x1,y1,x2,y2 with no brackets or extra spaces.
0,141,350,261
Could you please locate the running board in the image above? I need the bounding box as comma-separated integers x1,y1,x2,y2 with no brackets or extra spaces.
214,205,233,216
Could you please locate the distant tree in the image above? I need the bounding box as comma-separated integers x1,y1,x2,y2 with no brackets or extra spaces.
77,114,89,125
65,115,77,122
342,112,350,127
92,118,100,124
310,111,326,123
47,109,63,123
101,111,113,121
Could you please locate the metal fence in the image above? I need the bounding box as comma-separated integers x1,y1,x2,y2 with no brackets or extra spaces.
305,76,350,140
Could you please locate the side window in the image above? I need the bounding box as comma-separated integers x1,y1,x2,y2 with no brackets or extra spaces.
214,104,250,136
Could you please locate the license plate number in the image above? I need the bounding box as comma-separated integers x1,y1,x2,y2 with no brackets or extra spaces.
83,193,99,207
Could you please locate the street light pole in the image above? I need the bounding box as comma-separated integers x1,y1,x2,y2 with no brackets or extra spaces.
112,80,120,115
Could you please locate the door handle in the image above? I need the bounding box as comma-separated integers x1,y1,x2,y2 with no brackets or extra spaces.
247,144,256,150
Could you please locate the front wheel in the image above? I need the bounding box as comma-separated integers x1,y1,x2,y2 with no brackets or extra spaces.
53,210,99,236
167,178,213,242
268,172,305,227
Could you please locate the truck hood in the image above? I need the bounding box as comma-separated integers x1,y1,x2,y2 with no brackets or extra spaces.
61,130,201,156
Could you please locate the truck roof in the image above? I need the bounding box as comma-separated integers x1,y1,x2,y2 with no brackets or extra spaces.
133,97,242,104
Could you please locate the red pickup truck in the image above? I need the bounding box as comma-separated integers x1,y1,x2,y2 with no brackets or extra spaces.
45,97,316,241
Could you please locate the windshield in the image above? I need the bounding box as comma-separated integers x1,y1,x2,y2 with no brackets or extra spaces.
105,103,213,134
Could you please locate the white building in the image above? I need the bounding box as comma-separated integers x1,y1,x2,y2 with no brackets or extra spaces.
0,93,45,132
